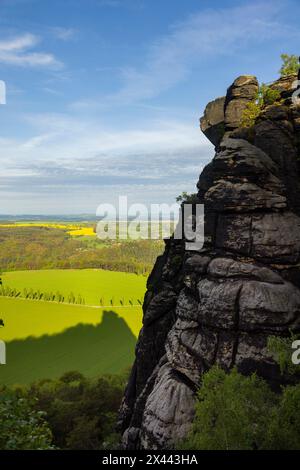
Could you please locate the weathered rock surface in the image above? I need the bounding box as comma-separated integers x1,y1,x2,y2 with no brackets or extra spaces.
200,96,225,147
119,74,300,449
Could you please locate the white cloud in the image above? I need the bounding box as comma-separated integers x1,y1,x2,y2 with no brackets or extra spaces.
1,168,39,177
1,114,210,167
0,33,62,68
0,33,38,51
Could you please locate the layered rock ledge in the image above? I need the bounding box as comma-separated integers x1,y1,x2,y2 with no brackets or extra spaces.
119,74,300,449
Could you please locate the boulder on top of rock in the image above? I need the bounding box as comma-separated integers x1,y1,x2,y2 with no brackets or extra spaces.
200,96,225,147
224,75,259,130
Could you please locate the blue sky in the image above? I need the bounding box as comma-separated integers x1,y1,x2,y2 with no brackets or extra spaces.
1,0,300,214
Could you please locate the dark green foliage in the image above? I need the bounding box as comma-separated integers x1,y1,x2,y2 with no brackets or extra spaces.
0,226,163,274
279,54,299,77
264,384,300,450
180,367,277,450
176,192,198,204
180,366,300,450
0,371,128,450
27,372,127,449
0,389,54,449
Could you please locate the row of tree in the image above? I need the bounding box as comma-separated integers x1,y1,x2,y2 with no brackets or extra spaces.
0,285,86,305
0,284,143,307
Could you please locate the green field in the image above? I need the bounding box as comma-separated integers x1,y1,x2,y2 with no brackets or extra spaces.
0,269,146,385
2,269,147,306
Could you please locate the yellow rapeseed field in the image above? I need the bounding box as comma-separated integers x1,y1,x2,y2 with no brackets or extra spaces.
0,222,96,237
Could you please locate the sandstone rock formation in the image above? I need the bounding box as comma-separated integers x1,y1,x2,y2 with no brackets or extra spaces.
200,96,225,147
119,74,300,449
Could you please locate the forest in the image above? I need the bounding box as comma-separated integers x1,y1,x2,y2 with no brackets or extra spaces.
0,225,164,275
2,336,300,450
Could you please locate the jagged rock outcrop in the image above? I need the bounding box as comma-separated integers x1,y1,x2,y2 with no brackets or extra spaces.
119,74,300,449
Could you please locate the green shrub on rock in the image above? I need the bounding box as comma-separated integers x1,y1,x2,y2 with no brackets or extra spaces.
240,83,281,128
175,191,198,204
258,83,281,106
240,101,262,128
180,367,276,450
180,366,300,450
279,54,299,77
268,333,300,376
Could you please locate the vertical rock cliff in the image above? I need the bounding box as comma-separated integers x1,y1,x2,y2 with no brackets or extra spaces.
119,73,300,449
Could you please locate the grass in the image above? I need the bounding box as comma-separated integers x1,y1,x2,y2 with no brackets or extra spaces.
0,269,146,385
0,308,137,385
0,297,142,340
2,269,147,306
0,296,142,386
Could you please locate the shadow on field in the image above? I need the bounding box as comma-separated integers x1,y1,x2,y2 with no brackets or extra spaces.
0,311,137,386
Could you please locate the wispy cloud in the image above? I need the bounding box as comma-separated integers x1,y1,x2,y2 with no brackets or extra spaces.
42,87,63,96
0,33,62,68
0,112,211,213
106,1,297,104
5,112,210,161
50,27,76,41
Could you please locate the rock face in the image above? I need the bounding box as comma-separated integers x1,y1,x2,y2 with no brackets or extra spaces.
119,75,300,449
